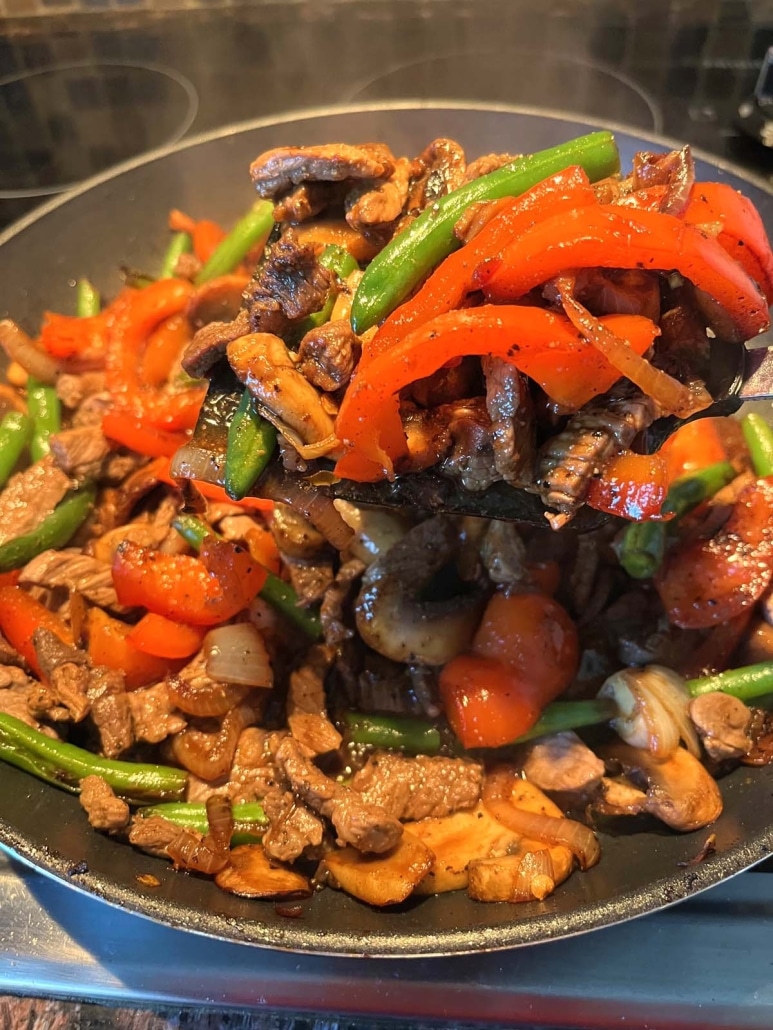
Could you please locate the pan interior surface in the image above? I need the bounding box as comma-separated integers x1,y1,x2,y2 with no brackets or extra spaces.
1,103,772,957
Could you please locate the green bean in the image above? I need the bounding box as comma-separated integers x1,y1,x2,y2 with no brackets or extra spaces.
171,512,210,551
687,662,773,702
303,244,360,331
27,376,61,462
195,200,274,285
159,231,192,280
0,412,31,489
259,571,322,639
0,483,96,572
343,711,442,755
616,521,666,580
661,460,735,519
224,389,277,501
510,699,618,744
141,801,266,844
76,278,101,318
0,713,187,804
741,412,773,478
350,131,620,333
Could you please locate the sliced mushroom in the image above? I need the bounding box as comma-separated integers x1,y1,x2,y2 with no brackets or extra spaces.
468,845,572,903
320,830,433,906
215,844,311,898
689,693,753,762
354,516,488,665
602,742,723,831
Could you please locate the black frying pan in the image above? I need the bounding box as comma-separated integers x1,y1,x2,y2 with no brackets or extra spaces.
1,103,772,958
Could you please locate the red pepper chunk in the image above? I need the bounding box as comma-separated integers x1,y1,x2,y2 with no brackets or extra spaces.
479,204,770,343
112,537,267,626
586,452,670,520
683,182,773,304
655,476,773,629
364,164,598,366
335,306,658,481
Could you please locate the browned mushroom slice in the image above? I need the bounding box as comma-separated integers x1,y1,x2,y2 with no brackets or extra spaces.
320,830,433,907
602,742,723,831
215,844,311,899
468,845,572,903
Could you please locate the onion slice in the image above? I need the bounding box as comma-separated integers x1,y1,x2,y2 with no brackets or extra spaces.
482,766,601,871
556,277,712,418
599,664,700,759
0,319,64,384
203,623,274,689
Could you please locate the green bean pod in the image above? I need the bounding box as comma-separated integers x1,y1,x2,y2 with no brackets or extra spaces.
343,712,442,755
76,279,101,318
0,483,96,572
141,800,267,844
195,200,274,285
259,571,322,639
303,244,360,331
511,699,618,744
741,412,773,478
0,412,32,489
27,377,62,462
616,521,666,580
224,389,277,501
159,231,193,280
687,662,773,702
351,131,620,333
0,713,187,804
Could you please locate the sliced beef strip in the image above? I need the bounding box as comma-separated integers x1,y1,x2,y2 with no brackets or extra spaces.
296,319,359,392
30,628,91,723
346,156,413,230
352,752,483,821
284,554,336,607
261,787,325,864
479,519,527,587
519,731,605,797
274,735,402,854
79,774,130,831
73,391,112,429
182,309,250,379
21,548,118,610
48,426,111,481
463,152,518,182
268,503,327,561
483,356,535,487
287,645,341,756
226,727,284,803
537,387,661,529
0,457,72,547
127,682,187,744
250,143,395,197
689,693,753,762
272,181,347,223
408,139,467,209
128,814,183,857
0,633,24,668
56,372,106,410
0,667,42,728
244,229,332,330
320,558,365,647
87,666,133,759
439,398,501,492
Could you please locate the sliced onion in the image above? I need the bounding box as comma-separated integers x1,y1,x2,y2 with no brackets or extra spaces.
204,623,274,689
482,767,601,871
599,664,700,759
556,278,712,418
166,827,228,874
206,793,234,854
333,500,409,564
170,707,243,781
167,674,249,717
0,319,64,384
266,475,353,551
169,441,224,485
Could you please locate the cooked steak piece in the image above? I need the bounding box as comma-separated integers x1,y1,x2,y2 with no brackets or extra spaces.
0,457,72,547
287,645,341,756
408,138,467,208
261,787,325,863
273,181,345,223
128,814,182,857
0,666,41,728
21,549,118,610
226,727,284,803
483,356,535,486
320,559,365,647
127,683,187,744
463,152,518,182
537,387,661,528
519,731,605,797
479,519,527,587
182,310,250,379
30,628,90,723
244,229,332,331
56,372,106,410
250,143,395,197
87,666,133,758
346,156,413,229
440,399,500,492
689,693,753,762
352,752,483,821
48,426,110,481
79,774,130,831
284,555,336,607
274,735,402,853
297,319,359,392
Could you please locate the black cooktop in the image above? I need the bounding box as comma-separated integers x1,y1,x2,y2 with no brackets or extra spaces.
0,0,771,228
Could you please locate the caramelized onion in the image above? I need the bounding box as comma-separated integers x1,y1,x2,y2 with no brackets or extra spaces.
599,665,700,759
206,793,234,854
482,766,601,870
265,475,353,551
556,278,712,418
203,623,273,688
167,674,249,717
512,849,557,902
170,708,243,780
166,827,228,874
0,319,64,384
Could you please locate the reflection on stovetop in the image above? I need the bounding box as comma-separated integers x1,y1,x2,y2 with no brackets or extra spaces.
0,0,771,227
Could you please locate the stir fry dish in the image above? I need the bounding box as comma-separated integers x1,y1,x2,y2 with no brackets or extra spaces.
1,130,773,911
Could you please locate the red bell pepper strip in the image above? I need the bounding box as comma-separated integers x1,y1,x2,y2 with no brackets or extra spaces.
102,410,191,458
478,204,770,343
193,220,227,264
112,537,267,626
586,452,670,520
365,165,598,365
152,458,274,512
658,416,729,481
87,607,178,690
127,612,205,660
334,306,659,481
0,585,71,677
140,313,192,388
683,182,773,304
655,476,773,629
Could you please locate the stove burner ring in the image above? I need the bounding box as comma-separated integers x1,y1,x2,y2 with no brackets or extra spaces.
343,49,663,135
0,60,199,200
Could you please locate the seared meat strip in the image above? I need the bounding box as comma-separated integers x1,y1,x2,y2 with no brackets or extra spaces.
261,787,325,863
226,727,284,803
463,152,518,182
272,181,345,223
689,694,753,762
245,229,332,334
87,666,133,758
268,503,327,560
127,683,187,744
479,519,527,586
440,399,500,492
537,387,661,528
21,548,119,610
346,156,413,230
48,426,110,481
79,774,130,831
0,457,72,546
0,666,43,728
351,753,483,821
182,310,250,380
483,356,535,486
128,814,183,857
30,628,91,723
519,731,605,797
250,143,395,197
287,645,341,756
297,319,359,392
408,138,467,208
320,558,365,647
284,555,335,606
56,372,106,410
274,736,403,853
